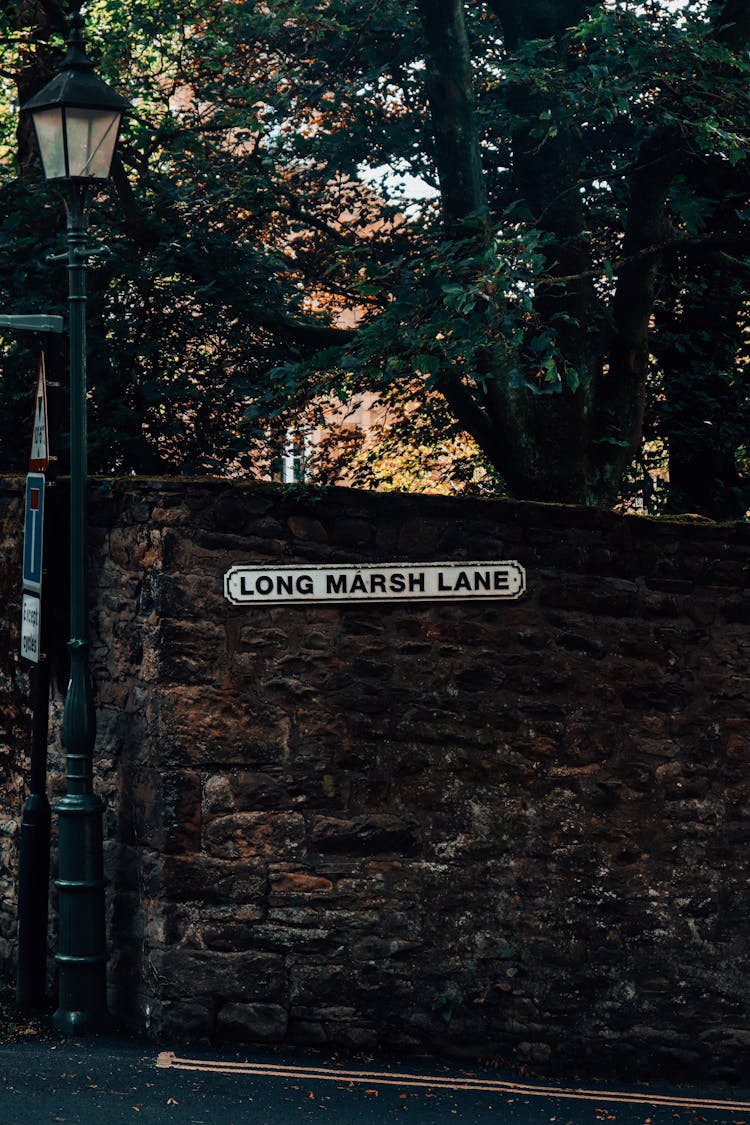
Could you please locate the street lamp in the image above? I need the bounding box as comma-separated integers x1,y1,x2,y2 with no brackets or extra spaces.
21,2,130,1033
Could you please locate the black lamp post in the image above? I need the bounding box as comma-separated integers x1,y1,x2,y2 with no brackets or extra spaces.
21,3,130,1033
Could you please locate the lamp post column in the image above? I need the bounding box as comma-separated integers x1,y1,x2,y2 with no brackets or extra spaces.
52,184,107,1033
20,0,130,1033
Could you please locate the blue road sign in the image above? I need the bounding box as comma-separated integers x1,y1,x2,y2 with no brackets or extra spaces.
23,473,45,594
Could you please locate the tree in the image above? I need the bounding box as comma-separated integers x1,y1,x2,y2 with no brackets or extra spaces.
648,4,750,517
0,1,748,515
1,1,305,474
370,0,750,510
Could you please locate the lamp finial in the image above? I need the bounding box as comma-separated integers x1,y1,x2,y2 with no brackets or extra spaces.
63,6,94,71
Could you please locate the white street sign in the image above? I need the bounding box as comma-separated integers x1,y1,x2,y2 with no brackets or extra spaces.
225,560,526,606
20,592,41,663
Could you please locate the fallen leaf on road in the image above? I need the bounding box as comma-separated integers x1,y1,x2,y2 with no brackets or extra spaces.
365,1090,379,1097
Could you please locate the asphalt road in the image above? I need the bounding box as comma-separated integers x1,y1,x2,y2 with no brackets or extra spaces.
1,1035,750,1124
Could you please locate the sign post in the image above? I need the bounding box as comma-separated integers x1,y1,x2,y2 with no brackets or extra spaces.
17,467,52,1011
3,313,62,1013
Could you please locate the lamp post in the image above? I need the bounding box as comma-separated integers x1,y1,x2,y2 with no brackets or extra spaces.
21,2,130,1033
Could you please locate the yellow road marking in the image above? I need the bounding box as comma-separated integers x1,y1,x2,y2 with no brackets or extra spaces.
155,1051,750,1113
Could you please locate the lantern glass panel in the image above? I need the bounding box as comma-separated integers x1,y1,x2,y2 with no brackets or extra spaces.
64,107,121,180
31,108,67,180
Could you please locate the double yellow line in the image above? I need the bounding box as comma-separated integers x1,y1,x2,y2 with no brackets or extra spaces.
156,1052,750,1114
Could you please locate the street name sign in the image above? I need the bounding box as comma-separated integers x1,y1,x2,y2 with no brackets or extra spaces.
29,354,50,472
0,314,64,334
22,473,45,595
20,592,42,663
225,560,526,606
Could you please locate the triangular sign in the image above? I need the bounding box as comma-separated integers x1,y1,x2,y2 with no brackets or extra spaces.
29,352,50,472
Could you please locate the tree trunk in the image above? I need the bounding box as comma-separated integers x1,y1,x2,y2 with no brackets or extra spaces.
417,0,490,244
657,261,749,519
588,129,681,505
418,0,610,504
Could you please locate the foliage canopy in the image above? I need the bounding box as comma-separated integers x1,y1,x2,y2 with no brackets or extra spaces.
0,0,748,516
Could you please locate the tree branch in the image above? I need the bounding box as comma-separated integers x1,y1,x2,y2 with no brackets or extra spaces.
588,127,682,500
537,232,750,287
416,0,490,242
269,314,355,350
437,373,507,467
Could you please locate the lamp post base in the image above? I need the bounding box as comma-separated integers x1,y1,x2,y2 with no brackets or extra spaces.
53,1000,108,1036
53,792,108,1032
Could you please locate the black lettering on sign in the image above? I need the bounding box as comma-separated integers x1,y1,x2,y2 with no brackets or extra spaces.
277,574,294,595
454,571,472,592
390,573,406,593
327,574,347,595
350,573,367,594
409,573,425,592
297,575,314,594
494,569,510,590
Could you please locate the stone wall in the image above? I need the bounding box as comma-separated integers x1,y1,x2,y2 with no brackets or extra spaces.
1,477,749,1082
0,482,27,975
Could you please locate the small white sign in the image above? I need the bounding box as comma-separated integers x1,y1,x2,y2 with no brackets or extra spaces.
29,354,50,472
224,561,526,606
20,592,41,663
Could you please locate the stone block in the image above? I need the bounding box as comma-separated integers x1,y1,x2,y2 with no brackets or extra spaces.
158,854,266,904
230,771,289,810
287,515,328,543
217,1001,289,1042
204,812,306,860
269,869,334,896
311,814,422,855
153,948,286,1005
